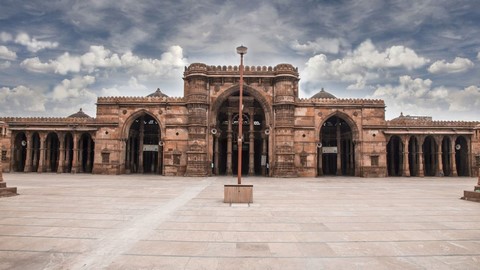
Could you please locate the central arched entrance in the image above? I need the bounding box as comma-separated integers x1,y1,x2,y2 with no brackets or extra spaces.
125,113,162,174
319,115,355,176
213,92,268,176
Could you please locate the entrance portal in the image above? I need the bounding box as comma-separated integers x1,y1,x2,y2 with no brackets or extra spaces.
125,114,162,174
319,116,355,176
214,92,268,176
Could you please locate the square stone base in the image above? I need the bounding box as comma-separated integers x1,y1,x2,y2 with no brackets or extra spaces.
224,184,253,204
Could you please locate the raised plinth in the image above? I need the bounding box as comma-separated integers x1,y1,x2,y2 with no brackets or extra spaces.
461,185,480,202
224,184,253,204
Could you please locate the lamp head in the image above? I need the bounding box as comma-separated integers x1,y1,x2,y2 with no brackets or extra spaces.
236,45,247,55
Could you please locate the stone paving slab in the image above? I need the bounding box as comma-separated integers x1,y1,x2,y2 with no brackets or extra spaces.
0,173,479,269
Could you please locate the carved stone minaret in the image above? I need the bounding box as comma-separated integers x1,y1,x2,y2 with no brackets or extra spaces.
184,63,209,176
272,64,299,177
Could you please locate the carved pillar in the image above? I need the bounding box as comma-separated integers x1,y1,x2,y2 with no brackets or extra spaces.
450,136,458,176
138,117,144,173
226,112,233,175
86,135,92,172
65,136,71,173
57,133,65,173
71,133,79,173
262,134,267,176
24,132,33,172
214,133,220,175
248,111,255,176
436,137,443,176
418,136,424,177
403,136,410,177
37,134,45,173
336,119,341,175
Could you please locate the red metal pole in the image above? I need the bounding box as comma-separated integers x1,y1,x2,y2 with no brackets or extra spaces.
237,53,244,185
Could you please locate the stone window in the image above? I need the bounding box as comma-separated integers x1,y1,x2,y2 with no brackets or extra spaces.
101,152,110,164
371,155,379,166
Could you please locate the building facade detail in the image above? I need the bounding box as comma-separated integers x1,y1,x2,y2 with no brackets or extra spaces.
1,63,479,178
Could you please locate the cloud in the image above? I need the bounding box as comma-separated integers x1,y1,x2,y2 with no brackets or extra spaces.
100,76,149,97
0,61,11,69
449,85,480,111
0,85,46,114
477,52,480,61
0,32,13,42
21,45,187,78
52,75,96,101
303,39,429,89
0,45,17,60
428,57,474,74
14,32,59,52
290,37,345,54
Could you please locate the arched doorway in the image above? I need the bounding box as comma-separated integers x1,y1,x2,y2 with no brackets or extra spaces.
45,132,59,172
455,136,469,176
423,136,437,176
214,92,268,176
64,133,74,173
125,114,162,174
387,136,403,176
319,116,355,176
79,133,94,173
441,137,452,176
408,136,419,176
13,132,27,172
31,132,40,172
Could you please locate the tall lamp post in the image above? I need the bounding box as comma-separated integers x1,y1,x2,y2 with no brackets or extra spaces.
236,45,247,185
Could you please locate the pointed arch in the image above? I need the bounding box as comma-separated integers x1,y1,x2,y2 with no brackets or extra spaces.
121,109,164,140
317,111,360,142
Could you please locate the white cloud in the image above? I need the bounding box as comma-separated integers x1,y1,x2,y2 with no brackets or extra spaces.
303,39,429,89
477,52,480,61
0,45,16,60
428,57,474,74
0,61,11,69
14,32,59,52
290,37,345,54
0,85,46,114
52,75,96,101
449,85,480,111
0,32,12,42
21,45,187,78
100,76,149,97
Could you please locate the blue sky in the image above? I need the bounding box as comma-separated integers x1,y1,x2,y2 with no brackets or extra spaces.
0,0,479,120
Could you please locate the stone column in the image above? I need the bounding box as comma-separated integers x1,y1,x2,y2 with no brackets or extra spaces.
403,136,410,176
336,119,342,175
138,117,144,173
418,137,424,177
65,136,71,173
37,134,45,173
24,132,33,172
317,142,323,176
226,112,233,175
436,137,443,176
450,137,458,176
248,111,255,176
71,133,79,173
214,133,220,175
57,133,65,173
86,135,92,172
261,134,267,176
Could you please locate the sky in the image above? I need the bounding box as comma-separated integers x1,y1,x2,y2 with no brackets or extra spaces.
0,0,479,121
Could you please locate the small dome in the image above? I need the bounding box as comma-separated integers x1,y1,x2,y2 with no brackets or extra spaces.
311,88,336,99
68,108,91,118
147,88,168,98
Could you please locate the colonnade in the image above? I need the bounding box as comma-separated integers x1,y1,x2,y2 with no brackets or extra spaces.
11,131,94,173
387,134,470,177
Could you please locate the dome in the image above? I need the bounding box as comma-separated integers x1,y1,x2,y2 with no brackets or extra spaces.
67,108,91,118
311,88,336,99
147,88,168,98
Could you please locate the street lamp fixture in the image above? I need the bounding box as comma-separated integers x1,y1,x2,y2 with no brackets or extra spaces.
236,45,247,185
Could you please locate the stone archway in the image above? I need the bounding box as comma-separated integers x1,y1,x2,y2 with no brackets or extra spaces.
319,115,355,176
13,132,27,172
213,90,269,176
455,136,469,176
387,135,403,176
124,113,162,174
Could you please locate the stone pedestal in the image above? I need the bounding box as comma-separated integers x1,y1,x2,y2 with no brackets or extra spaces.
461,170,480,203
0,166,18,197
224,184,253,204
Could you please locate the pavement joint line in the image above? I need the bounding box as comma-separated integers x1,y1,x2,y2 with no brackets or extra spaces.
62,179,212,270
0,234,98,240
136,239,480,244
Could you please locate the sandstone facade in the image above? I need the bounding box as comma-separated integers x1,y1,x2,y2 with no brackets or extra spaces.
1,63,479,178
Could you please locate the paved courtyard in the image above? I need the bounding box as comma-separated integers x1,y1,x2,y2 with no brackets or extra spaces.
0,173,479,270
